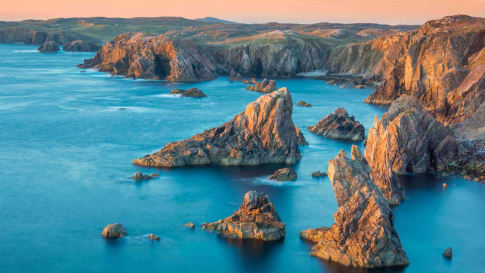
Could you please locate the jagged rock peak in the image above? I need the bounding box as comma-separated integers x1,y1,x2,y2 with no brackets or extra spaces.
308,108,365,142
201,191,285,241
301,148,409,268
133,88,306,167
79,32,217,82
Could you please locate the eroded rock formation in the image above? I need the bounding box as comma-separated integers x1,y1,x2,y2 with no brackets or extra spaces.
38,41,59,52
79,32,217,82
245,78,277,93
308,108,365,142
133,88,305,167
365,95,457,175
301,149,409,268
269,168,297,181
202,191,285,241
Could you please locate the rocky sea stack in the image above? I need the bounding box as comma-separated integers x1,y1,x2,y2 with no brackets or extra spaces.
301,148,409,268
79,32,217,82
309,108,365,141
269,168,297,181
133,88,305,167
202,191,285,241
38,41,59,53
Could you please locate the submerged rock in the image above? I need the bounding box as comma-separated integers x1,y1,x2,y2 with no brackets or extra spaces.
246,78,277,93
184,222,195,229
443,247,452,259
201,191,285,241
64,40,100,52
102,223,127,239
38,41,59,52
169,88,207,98
297,101,312,107
308,108,365,142
133,88,305,167
269,168,297,181
301,149,409,268
365,95,457,175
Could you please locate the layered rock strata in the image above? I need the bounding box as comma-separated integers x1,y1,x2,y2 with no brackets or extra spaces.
202,191,285,241
133,88,305,167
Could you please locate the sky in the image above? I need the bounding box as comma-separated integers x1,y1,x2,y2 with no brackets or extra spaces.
1,0,484,25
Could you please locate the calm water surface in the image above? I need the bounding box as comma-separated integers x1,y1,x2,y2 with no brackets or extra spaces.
0,44,484,273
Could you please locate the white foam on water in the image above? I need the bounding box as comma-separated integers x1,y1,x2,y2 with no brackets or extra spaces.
153,94,182,98
13,50,38,53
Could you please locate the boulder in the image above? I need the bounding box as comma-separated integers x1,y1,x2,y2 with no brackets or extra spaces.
443,247,452,259
308,108,365,141
297,101,312,107
246,78,277,93
169,88,207,98
311,171,327,178
132,172,153,181
364,95,457,175
133,88,305,167
301,149,409,268
269,168,297,181
201,191,285,241
64,40,100,52
38,41,59,52
102,223,127,239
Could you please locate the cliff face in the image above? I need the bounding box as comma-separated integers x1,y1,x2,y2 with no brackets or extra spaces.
0,27,99,46
301,149,409,268
133,88,305,167
80,33,217,81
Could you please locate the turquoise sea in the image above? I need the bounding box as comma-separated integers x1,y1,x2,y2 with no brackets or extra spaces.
0,43,484,273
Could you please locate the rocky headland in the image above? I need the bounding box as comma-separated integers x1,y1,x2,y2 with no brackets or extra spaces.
301,148,409,268
308,108,365,142
202,191,285,241
133,88,305,167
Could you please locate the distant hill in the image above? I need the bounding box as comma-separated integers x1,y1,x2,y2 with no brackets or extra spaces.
195,17,238,24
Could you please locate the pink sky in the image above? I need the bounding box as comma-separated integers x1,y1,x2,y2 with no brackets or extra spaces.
1,0,484,25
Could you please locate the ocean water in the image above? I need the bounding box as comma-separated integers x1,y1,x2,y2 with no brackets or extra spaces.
0,43,484,273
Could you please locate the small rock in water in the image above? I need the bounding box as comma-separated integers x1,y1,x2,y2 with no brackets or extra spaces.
309,108,365,142
297,101,312,107
245,78,276,93
102,223,127,239
312,171,328,178
150,173,159,177
443,183,448,188
269,168,297,181
149,233,160,241
169,88,207,98
443,247,452,259
133,172,153,181
184,222,195,229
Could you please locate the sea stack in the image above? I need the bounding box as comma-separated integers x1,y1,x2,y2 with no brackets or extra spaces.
38,41,59,53
202,191,285,241
308,108,365,141
133,88,306,167
300,148,409,268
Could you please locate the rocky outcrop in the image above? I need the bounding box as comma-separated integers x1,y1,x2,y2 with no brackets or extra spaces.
365,95,457,175
148,233,160,241
352,145,404,205
132,172,155,181
301,149,409,268
38,41,59,52
245,78,277,93
79,32,217,82
269,168,297,181
201,191,285,241
64,40,101,52
102,223,127,239
311,171,327,178
133,88,305,167
297,101,312,107
228,69,242,81
443,247,452,259
308,108,365,142
169,88,207,98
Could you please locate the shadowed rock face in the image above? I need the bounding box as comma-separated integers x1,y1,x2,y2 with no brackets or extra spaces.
365,95,457,175
64,40,101,52
308,108,365,142
38,41,59,52
79,32,217,82
202,191,285,241
133,88,305,167
301,149,409,268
